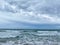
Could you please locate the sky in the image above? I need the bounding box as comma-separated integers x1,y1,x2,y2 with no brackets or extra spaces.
0,0,60,29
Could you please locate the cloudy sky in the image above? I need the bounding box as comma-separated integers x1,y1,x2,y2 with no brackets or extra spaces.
0,0,60,29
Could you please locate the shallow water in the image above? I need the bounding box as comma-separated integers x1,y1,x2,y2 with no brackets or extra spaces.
0,30,60,45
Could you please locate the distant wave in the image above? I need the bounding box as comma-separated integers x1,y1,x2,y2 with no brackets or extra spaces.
0,30,20,38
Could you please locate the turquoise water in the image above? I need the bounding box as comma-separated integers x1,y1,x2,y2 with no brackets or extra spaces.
0,30,59,45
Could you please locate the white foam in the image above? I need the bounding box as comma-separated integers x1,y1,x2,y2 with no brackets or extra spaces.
0,30,59,45
37,31,58,35
0,30,20,38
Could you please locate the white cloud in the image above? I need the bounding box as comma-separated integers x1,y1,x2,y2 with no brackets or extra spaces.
0,0,60,25
0,9,60,24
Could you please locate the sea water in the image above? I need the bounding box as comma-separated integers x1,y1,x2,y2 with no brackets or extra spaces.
0,30,59,45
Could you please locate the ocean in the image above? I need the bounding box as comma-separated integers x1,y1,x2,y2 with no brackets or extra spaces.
0,29,59,45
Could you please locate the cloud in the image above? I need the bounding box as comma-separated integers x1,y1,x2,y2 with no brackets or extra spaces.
0,9,60,24
1,0,60,14
0,0,60,28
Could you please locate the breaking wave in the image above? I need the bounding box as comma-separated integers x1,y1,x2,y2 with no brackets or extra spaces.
0,30,59,45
